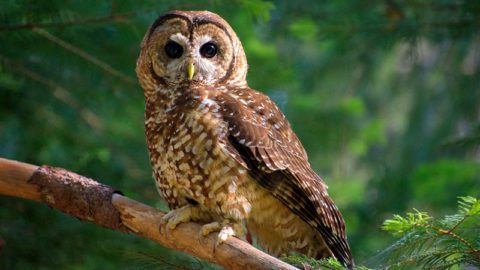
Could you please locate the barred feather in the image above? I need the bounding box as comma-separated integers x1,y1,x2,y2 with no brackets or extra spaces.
215,88,354,267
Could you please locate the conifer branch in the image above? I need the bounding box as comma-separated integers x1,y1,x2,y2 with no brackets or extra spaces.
428,225,478,254
380,197,480,269
0,157,298,270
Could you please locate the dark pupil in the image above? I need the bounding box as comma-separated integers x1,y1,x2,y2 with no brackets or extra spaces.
200,42,218,58
164,41,183,58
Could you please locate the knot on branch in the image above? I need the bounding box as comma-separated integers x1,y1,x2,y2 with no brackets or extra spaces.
29,166,130,233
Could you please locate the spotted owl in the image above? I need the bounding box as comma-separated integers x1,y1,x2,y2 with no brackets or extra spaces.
136,10,354,268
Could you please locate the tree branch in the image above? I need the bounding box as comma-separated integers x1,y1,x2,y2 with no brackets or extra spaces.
0,56,104,131
0,157,297,270
32,28,136,85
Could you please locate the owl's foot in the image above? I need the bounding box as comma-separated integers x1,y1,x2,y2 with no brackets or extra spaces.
200,220,245,250
200,221,222,236
217,224,237,242
161,205,206,236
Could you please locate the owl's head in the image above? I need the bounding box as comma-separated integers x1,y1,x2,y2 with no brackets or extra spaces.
136,11,248,94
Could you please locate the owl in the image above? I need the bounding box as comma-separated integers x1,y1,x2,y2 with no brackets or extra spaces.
136,10,354,268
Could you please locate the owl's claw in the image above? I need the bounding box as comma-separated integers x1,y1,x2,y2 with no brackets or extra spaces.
214,224,239,252
160,205,198,237
200,221,222,237
217,225,236,243
161,206,245,251
199,220,245,252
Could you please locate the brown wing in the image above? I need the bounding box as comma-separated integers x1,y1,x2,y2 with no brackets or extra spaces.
215,87,354,268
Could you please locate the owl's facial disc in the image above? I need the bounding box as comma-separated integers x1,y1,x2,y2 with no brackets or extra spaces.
137,11,248,92
147,17,234,86
161,33,222,83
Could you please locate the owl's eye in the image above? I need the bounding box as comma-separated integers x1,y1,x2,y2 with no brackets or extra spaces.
200,42,218,58
164,41,183,59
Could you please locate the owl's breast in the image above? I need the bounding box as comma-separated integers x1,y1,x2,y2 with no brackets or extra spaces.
146,94,252,220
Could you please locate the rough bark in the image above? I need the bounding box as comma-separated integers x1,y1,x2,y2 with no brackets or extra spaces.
0,157,297,270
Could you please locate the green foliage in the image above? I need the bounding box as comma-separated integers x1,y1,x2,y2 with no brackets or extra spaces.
289,18,318,42
125,251,221,270
1,0,480,269
411,160,480,208
382,209,432,237
379,197,480,269
282,254,372,270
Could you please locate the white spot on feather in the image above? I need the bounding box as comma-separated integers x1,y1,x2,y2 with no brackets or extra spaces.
199,97,217,109
228,182,237,193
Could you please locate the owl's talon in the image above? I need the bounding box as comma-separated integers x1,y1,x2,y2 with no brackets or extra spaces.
200,221,222,237
198,220,244,252
160,205,197,237
217,225,235,243
212,225,237,253
207,221,245,253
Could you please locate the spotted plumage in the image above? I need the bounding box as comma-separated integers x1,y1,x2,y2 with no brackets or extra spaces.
136,10,354,268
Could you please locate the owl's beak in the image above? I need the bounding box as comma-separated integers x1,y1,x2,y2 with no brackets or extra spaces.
187,59,195,80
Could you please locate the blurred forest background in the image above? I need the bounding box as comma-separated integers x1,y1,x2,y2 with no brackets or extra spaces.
1,0,479,269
